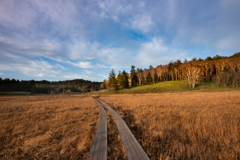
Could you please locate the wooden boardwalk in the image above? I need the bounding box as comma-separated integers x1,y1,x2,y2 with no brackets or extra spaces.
88,98,107,160
97,98,150,160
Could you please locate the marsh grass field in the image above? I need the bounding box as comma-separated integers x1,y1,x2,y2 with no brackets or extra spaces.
1,90,240,159
99,91,240,159
0,95,99,159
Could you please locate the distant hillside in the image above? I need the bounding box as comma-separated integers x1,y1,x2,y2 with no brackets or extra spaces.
0,78,101,94
88,80,240,95
104,52,240,91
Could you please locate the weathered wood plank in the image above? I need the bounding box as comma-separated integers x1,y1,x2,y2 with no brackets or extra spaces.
97,98,150,160
88,98,107,160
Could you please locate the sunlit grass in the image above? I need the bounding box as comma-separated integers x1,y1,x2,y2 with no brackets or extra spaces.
0,95,99,159
87,80,240,95
99,91,240,159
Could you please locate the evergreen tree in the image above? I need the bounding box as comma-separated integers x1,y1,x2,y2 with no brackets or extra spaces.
117,71,123,88
108,69,118,91
146,72,153,84
122,70,129,88
130,65,138,87
149,65,153,69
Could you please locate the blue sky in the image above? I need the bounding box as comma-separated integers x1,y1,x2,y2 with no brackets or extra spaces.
0,0,240,82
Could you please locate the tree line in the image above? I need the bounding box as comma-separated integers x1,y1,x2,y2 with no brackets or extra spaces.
0,78,101,94
103,52,240,90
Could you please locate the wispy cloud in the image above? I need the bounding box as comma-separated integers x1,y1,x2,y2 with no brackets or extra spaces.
0,0,239,81
137,37,186,67
98,74,108,78
70,62,93,69
62,74,92,80
85,70,92,74
0,51,62,77
128,14,154,33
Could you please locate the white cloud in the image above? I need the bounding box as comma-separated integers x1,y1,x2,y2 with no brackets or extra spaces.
137,37,186,67
68,39,99,60
70,62,93,68
0,51,63,78
63,74,91,80
97,0,155,33
128,14,154,33
68,60,111,69
98,74,108,78
0,36,12,44
85,70,92,74
0,72,3,75
140,37,168,54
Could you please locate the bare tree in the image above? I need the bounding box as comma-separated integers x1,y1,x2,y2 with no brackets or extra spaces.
78,85,87,93
232,71,240,87
66,89,71,94
90,85,95,92
213,73,222,87
186,66,203,88
221,72,232,87
55,87,60,94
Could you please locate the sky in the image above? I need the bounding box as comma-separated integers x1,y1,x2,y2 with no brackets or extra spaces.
0,0,240,82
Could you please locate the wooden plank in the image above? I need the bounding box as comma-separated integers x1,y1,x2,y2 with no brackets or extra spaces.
97,98,150,160
88,98,107,160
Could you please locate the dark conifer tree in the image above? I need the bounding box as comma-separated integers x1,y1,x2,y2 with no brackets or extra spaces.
146,72,153,84
122,70,129,88
130,65,138,87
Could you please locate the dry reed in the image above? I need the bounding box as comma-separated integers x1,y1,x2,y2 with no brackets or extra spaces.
0,95,99,159
100,91,240,160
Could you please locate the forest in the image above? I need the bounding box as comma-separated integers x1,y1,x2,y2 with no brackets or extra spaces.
0,78,101,94
104,52,240,91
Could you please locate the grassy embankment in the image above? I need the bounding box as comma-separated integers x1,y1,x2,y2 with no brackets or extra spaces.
88,80,240,95
99,91,240,159
0,95,99,159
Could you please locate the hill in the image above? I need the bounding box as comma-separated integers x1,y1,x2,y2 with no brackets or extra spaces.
0,78,101,95
87,80,240,95
103,52,240,92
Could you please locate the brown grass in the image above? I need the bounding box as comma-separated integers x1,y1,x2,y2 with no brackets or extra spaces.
99,91,240,160
0,95,99,159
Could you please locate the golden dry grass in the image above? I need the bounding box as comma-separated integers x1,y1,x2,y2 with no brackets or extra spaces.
0,95,99,159
99,91,240,160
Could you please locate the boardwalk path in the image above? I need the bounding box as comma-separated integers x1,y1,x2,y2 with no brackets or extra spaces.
97,98,150,160
88,98,107,160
